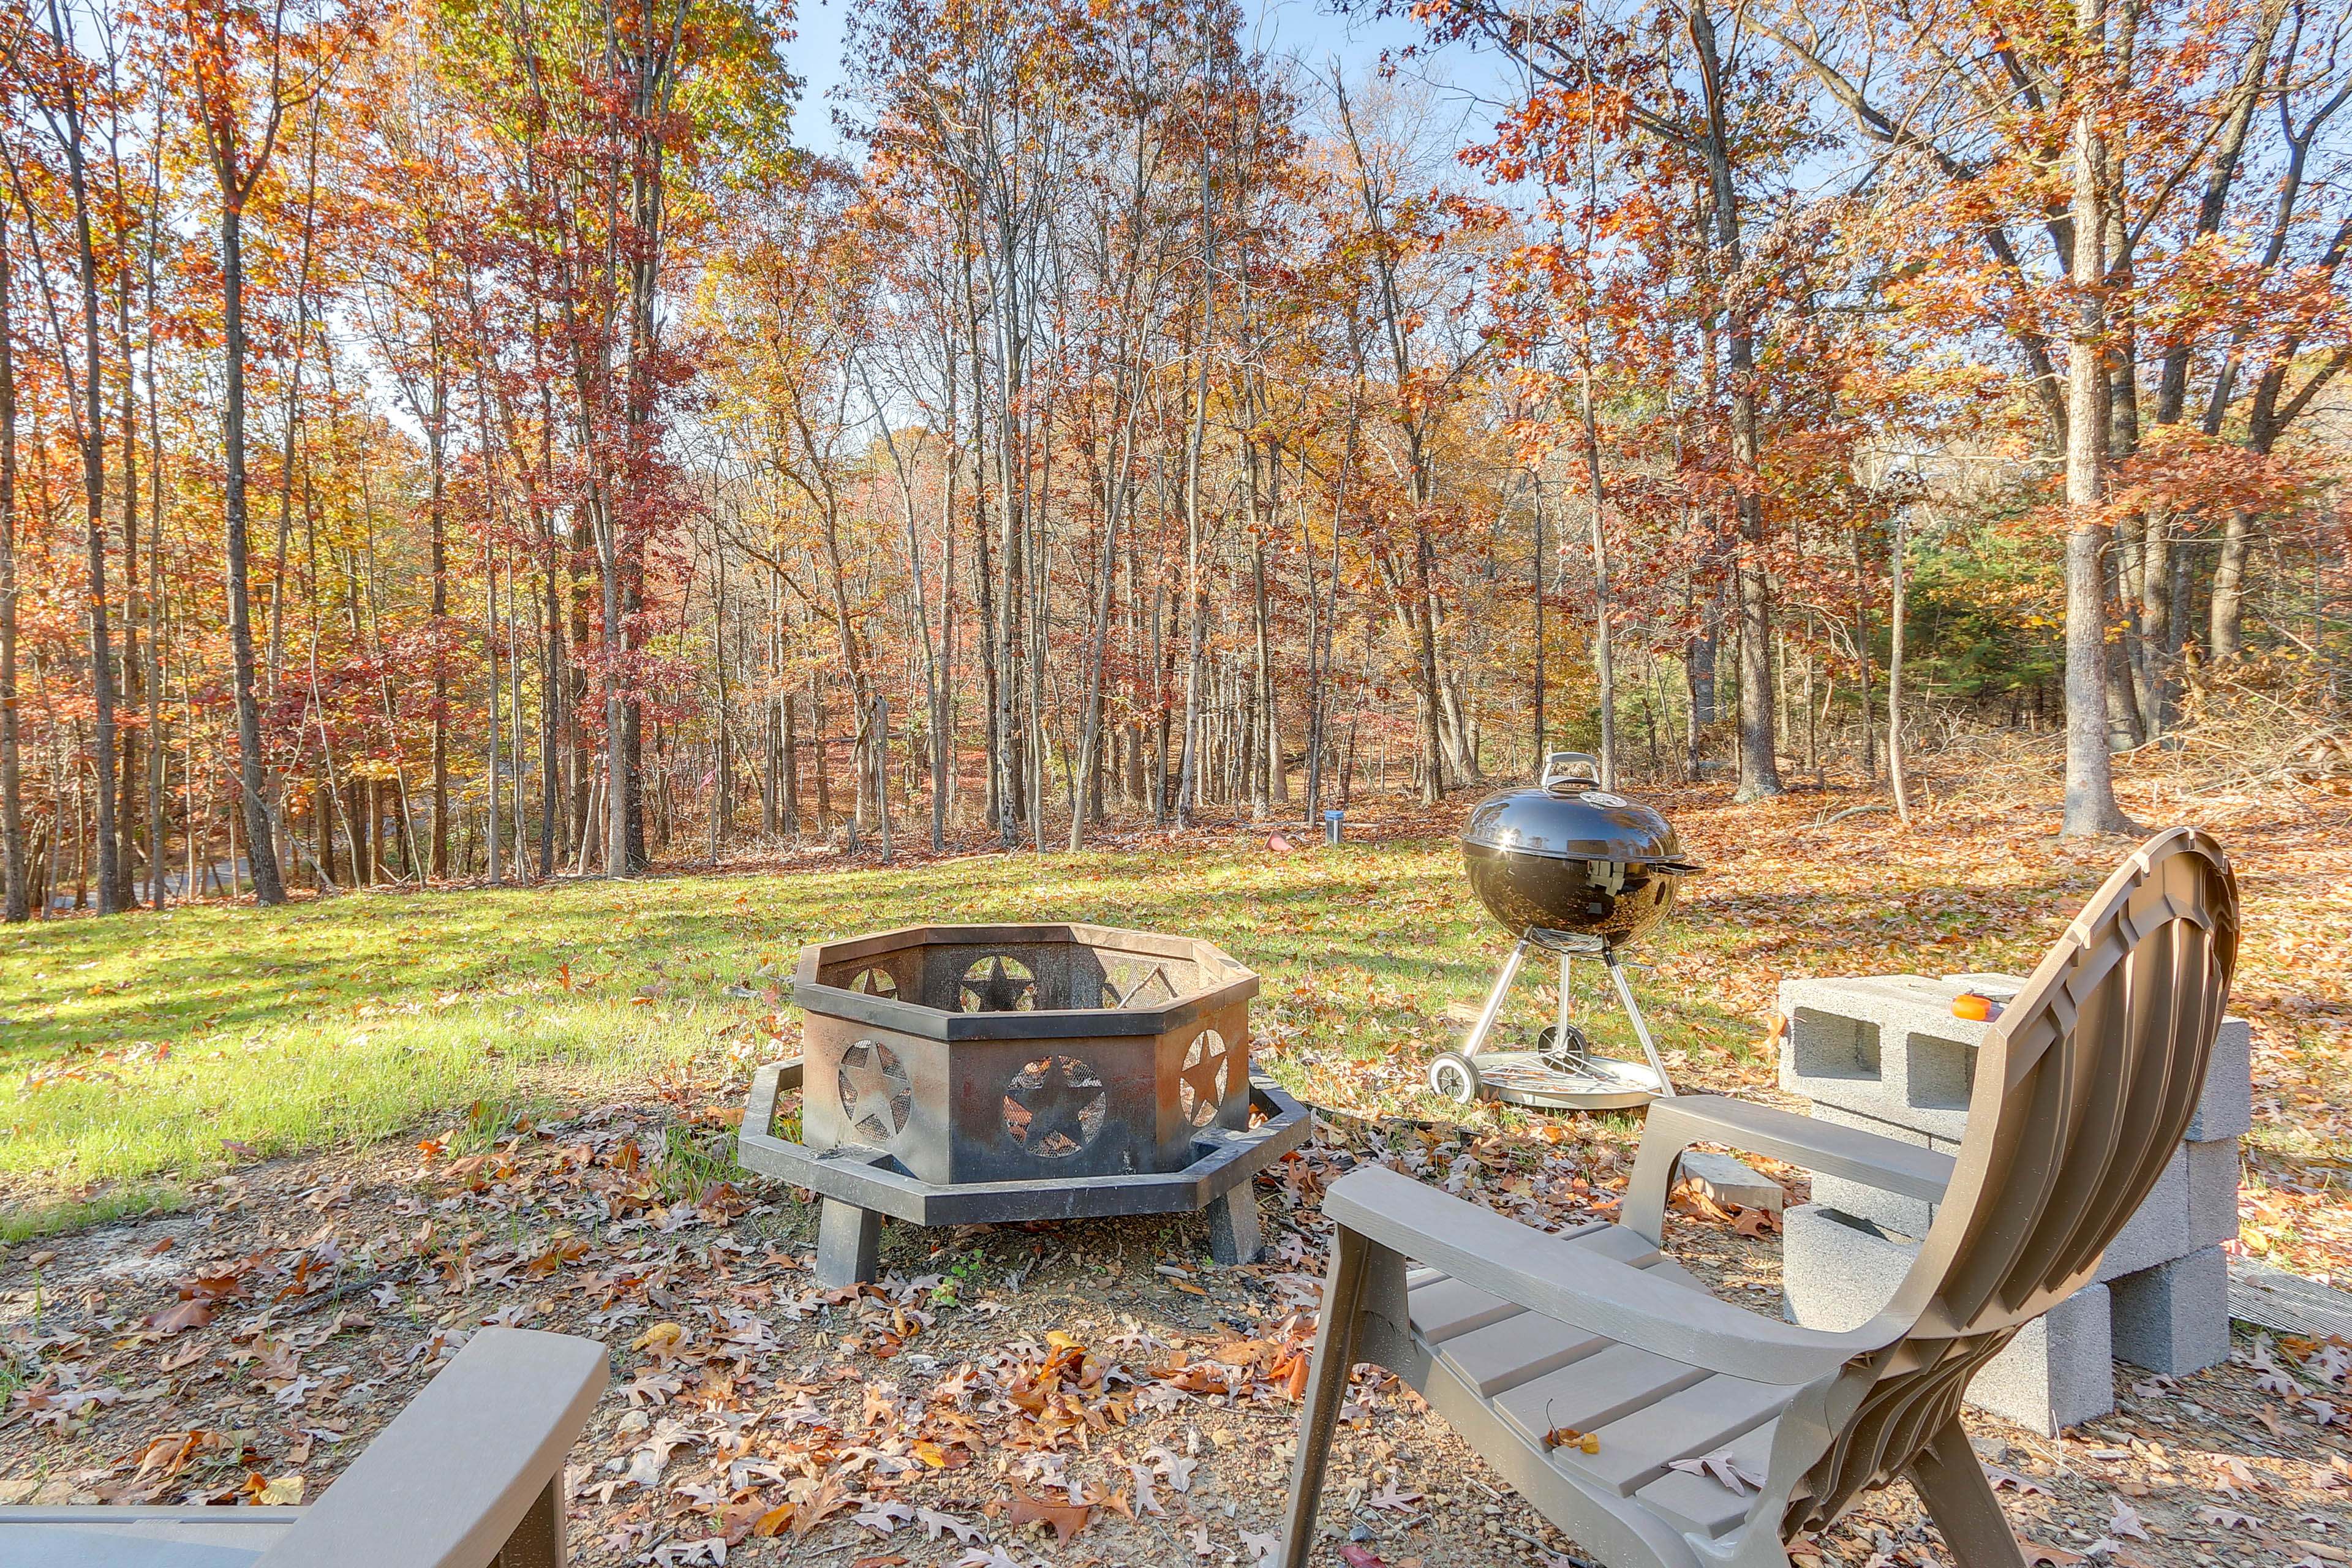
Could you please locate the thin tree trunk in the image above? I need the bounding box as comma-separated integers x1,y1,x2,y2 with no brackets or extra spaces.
2060,23,2139,837
1577,366,1616,791
0,211,22,922
48,16,121,912
1889,510,1913,825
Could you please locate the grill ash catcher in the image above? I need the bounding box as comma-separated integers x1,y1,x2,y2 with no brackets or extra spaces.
1428,753,1702,1112
735,924,1308,1286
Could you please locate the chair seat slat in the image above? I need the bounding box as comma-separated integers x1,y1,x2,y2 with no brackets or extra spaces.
1629,1418,1781,1539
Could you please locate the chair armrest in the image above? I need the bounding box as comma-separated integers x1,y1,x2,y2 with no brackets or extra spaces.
1325,1166,1890,1384
254,1327,608,1568
1623,1095,1956,1245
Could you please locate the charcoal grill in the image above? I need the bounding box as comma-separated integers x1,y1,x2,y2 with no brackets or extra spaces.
1428,753,1700,1111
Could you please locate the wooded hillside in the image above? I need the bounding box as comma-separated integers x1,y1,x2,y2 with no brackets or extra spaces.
0,0,2344,913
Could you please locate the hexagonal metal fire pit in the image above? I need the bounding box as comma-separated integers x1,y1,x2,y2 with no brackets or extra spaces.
734,924,1311,1285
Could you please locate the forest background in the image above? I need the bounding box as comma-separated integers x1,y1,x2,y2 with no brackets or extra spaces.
0,0,2345,916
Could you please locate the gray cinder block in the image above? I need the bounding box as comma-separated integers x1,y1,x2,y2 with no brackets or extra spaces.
1781,1203,1918,1332
1940,973,2027,1000
1807,1102,1932,1148
1812,1171,1936,1240
2096,1147,2189,1283
1778,976,1995,1142
1774,968,2248,1434
1967,1283,2114,1436
2109,1247,2231,1375
2185,1138,2242,1250
1786,1199,2114,1436
1801,1105,1943,1236
1675,1150,1785,1213
2185,1019,2252,1144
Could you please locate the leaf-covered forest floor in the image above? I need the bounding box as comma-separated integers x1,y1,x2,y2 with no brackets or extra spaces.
0,763,2348,1567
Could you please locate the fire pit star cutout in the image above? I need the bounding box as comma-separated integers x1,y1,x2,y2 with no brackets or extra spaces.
960,957,1035,1012
1003,1055,1106,1158
1179,1033,1231,1126
837,1041,910,1140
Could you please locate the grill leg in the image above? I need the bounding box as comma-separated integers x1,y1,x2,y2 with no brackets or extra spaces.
815,1199,883,1287
1605,949,1675,1098
1556,953,1583,1067
1460,935,1533,1058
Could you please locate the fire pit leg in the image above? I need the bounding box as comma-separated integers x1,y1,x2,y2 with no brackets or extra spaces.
1205,1183,1264,1265
815,1199,883,1287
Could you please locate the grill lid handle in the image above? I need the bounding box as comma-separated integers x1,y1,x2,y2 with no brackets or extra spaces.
1540,751,1602,789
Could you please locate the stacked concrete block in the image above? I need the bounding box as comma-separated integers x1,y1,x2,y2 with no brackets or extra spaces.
1776,971,2248,1436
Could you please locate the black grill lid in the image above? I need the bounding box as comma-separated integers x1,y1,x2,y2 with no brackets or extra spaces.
1460,753,1690,864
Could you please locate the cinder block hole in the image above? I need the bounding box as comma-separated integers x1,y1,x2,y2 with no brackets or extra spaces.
1905,1033,1976,1110
1792,1009,1883,1080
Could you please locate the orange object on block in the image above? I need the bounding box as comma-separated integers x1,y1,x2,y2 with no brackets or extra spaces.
1952,992,2003,1022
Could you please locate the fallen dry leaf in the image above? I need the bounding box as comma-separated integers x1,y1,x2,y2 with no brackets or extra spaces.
1008,1483,1093,1542
147,1299,212,1335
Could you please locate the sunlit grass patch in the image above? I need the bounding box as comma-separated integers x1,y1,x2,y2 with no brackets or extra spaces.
0,796,2236,1240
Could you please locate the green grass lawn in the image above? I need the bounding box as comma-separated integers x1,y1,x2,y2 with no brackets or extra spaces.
0,839,1493,1237
0,805,2116,1241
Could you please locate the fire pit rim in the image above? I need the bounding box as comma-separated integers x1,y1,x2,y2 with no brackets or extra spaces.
736,1061,1310,1226
791,921,1261,1041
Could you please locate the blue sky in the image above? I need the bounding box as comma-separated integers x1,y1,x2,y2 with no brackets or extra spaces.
785,0,1510,156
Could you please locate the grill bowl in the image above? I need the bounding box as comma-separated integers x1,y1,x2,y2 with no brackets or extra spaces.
1460,779,1697,948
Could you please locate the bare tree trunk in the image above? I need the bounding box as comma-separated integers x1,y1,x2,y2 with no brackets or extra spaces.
486,552,502,883
1888,510,1913,825
598,499,628,879
2061,31,2139,837
48,25,121,911
1175,184,1213,826
429,368,450,876
1685,0,1782,803
115,280,139,910
0,212,21,921
2209,508,2253,662
214,203,285,902
1577,369,1616,790
1849,530,1876,780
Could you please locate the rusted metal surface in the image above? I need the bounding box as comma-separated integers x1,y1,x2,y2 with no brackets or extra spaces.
737,924,1303,1284
741,1061,1308,1224
793,924,1259,1186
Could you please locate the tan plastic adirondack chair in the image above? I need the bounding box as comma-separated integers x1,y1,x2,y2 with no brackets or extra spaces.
1281,828,2238,1568
0,1327,608,1567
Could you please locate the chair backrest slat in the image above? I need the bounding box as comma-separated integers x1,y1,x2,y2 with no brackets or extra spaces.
1786,829,2237,1534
